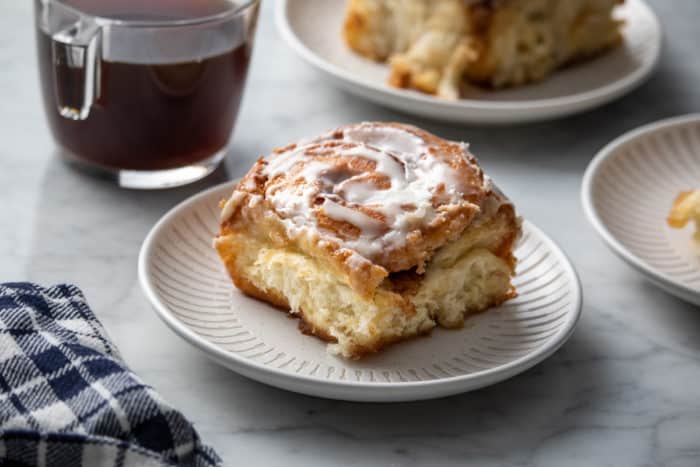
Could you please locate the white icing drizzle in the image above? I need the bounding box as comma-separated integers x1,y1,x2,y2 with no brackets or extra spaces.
256,123,477,262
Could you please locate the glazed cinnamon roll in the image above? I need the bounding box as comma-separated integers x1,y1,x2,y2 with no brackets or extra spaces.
215,123,521,358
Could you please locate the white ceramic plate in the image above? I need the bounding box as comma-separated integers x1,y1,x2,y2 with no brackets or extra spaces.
275,0,661,125
139,181,582,402
582,114,700,306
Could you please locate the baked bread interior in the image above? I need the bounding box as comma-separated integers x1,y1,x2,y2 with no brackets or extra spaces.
215,122,521,358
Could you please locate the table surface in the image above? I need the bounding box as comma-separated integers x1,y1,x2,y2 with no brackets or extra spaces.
3,1,700,466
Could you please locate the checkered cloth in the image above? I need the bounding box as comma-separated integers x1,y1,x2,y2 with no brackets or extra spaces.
0,283,221,467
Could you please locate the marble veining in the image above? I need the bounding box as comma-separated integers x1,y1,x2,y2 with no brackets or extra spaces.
1,1,699,466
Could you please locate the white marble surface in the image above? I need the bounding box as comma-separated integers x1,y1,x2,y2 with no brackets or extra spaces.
2,1,700,466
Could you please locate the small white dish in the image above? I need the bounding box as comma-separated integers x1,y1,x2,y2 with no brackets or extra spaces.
139,181,582,402
275,0,661,125
582,114,700,306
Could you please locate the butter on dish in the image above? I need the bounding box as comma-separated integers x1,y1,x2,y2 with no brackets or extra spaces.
215,122,521,358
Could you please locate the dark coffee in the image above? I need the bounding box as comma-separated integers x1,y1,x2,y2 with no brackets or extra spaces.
37,0,252,171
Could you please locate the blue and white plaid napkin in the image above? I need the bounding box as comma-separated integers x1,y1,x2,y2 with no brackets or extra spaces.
0,283,221,467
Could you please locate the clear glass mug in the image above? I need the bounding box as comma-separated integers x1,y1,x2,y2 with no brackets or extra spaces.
35,0,259,189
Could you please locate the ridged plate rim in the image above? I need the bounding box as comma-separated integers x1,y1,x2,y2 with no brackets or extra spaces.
139,181,583,402
582,113,700,305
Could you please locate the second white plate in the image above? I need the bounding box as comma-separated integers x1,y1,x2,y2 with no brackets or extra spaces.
582,114,700,306
139,182,582,402
276,0,661,125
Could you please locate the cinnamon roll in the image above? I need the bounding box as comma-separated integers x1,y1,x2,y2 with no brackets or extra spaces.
343,0,624,98
215,122,521,358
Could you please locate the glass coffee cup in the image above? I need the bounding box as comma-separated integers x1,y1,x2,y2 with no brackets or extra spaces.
35,0,259,189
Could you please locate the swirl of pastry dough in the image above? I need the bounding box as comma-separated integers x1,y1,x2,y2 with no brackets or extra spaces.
222,122,488,273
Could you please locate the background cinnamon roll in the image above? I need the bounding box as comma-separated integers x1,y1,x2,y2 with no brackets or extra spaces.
215,122,521,358
343,0,624,98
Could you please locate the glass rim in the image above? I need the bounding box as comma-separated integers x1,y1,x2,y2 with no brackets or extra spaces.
52,0,259,28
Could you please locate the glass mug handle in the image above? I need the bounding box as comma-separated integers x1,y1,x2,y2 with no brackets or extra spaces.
50,19,101,121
